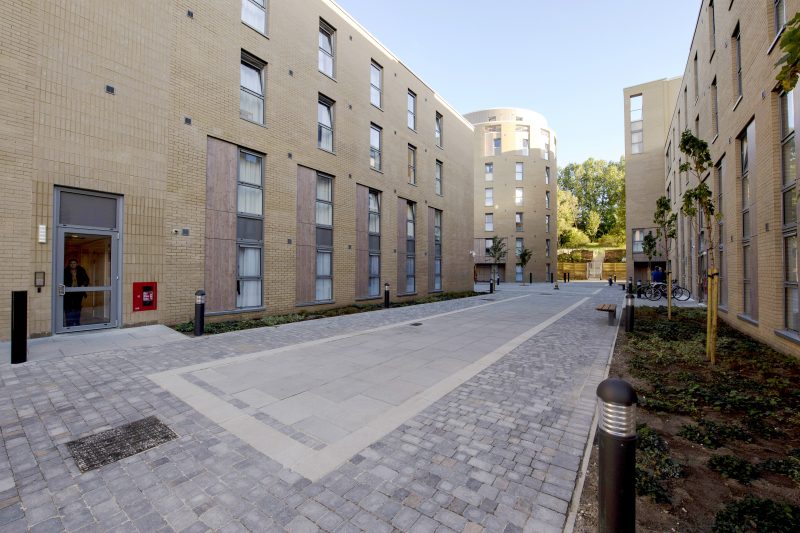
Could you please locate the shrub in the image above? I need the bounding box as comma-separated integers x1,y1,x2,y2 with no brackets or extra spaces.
636,425,683,503
563,228,590,248
713,496,800,532
598,233,625,247
603,249,626,262
708,455,760,484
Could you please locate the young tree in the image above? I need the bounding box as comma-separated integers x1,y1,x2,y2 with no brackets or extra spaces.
517,247,532,285
586,211,601,241
486,236,507,285
679,130,720,364
776,12,800,92
642,232,659,279
558,158,625,238
557,190,579,245
653,195,677,320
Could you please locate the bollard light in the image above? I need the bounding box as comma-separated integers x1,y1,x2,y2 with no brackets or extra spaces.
194,289,206,337
596,378,638,533
195,290,206,305
624,293,635,332
383,282,390,309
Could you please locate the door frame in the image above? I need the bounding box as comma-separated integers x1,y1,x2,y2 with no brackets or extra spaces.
52,187,124,334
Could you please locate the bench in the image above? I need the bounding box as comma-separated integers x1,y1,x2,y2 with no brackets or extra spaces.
596,303,617,325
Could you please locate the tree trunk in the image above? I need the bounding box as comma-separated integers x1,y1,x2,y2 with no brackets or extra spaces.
667,271,673,320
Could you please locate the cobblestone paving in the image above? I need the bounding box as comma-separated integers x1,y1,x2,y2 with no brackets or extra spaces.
0,285,620,532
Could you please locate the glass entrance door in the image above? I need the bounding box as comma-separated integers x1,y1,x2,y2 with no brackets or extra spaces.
55,229,118,332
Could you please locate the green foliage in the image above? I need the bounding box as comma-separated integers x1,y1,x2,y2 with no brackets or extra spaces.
708,455,760,484
558,157,625,238
713,496,800,533
653,195,677,262
585,210,601,240
776,12,800,92
636,425,683,503
598,228,625,247
486,235,507,264
761,456,800,484
677,419,752,449
679,130,712,177
642,232,659,261
563,227,590,248
603,248,626,262
682,181,715,220
557,189,579,244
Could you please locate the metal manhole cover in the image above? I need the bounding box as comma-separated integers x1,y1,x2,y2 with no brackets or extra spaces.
410,322,422,326
67,416,177,472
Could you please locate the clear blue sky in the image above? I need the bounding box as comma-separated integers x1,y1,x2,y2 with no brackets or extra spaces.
334,0,700,167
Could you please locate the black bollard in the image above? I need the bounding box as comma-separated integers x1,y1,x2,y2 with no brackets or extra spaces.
529,272,533,284
624,293,635,332
627,277,633,294
489,279,494,294
636,280,642,298
567,272,571,283
614,275,617,283
384,282,390,309
563,272,567,284
608,277,613,286
11,291,27,365
597,378,638,533
194,290,205,337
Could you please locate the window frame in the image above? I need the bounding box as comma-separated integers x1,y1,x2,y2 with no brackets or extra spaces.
406,202,416,293
370,124,382,171
435,160,443,196
315,173,334,302
733,24,742,99
370,60,382,108
515,162,524,181
515,212,523,232
515,187,524,206
484,213,494,232
407,144,417,184
435,112,443,147
407,90,417,131
433,209,442,291
240,53,266,125
318,19,336,78
485,188,493,207
241,0,268,35
317,94,334,152
485,162,494,181
368,189,381,297
630,94,643,154
236,149,264,309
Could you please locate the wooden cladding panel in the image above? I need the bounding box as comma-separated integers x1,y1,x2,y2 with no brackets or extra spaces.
296,166,317,304
205,137,237,312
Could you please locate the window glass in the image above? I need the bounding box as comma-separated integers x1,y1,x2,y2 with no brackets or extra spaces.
485,163,493,180
238,185,262,215
59,192,117,228
370,62,382,107
242,0,266,33
319,24,334,76
239,151,262,185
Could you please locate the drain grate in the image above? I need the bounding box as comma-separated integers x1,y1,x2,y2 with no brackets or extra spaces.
67,416,177,472
410,322,422,326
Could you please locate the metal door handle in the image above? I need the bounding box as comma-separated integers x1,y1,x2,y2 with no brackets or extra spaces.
57,284,65,296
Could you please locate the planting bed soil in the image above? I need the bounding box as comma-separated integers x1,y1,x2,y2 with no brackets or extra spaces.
574,307,800,532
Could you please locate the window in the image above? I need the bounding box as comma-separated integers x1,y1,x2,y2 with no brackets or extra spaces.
315,174,333,301
485,163,494,181
406,202,416,293
240,55,265,124
407,145,416,184
435,160,443,196
776,0,787,36
242,0,267,34
515,187,523,206
693,53,699,101
237,150,264,308
740,120,756,318
407,91,416,130
545,166,551,185
515,212,523,232
370,124,382,171
708,0,716,52
716,157,726,307
515,265,523,283
318,95,334,151
319,20,335,77
545,190,551,209
782,90,798,330
485,239,493,256
545,214,551,234
515,238,523,257
733,24,742,99
485,213,494,232
632,229,644,253
485,188,493,207
630,94,643,154
433,210,442,291
546,239,551,257
370,61,382,108
517,126,530,156
484,125,501,156
368,190,381,297
515,162,524,181
540,129,549,160
711,77,719,137
435,113,443,147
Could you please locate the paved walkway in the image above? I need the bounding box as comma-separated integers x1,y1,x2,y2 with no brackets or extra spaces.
0,283,621,532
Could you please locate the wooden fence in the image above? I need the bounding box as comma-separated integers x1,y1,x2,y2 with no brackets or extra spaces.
557,262,626,280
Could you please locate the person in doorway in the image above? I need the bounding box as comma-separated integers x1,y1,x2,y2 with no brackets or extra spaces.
64,258,89,326
651,266,666,284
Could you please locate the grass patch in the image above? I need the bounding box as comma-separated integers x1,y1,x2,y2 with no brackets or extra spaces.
172,291,482,335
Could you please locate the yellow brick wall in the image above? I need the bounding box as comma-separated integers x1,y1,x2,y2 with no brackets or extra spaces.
0,0,475,339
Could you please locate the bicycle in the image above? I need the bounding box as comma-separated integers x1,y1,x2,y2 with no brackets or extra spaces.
645,281,691,301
